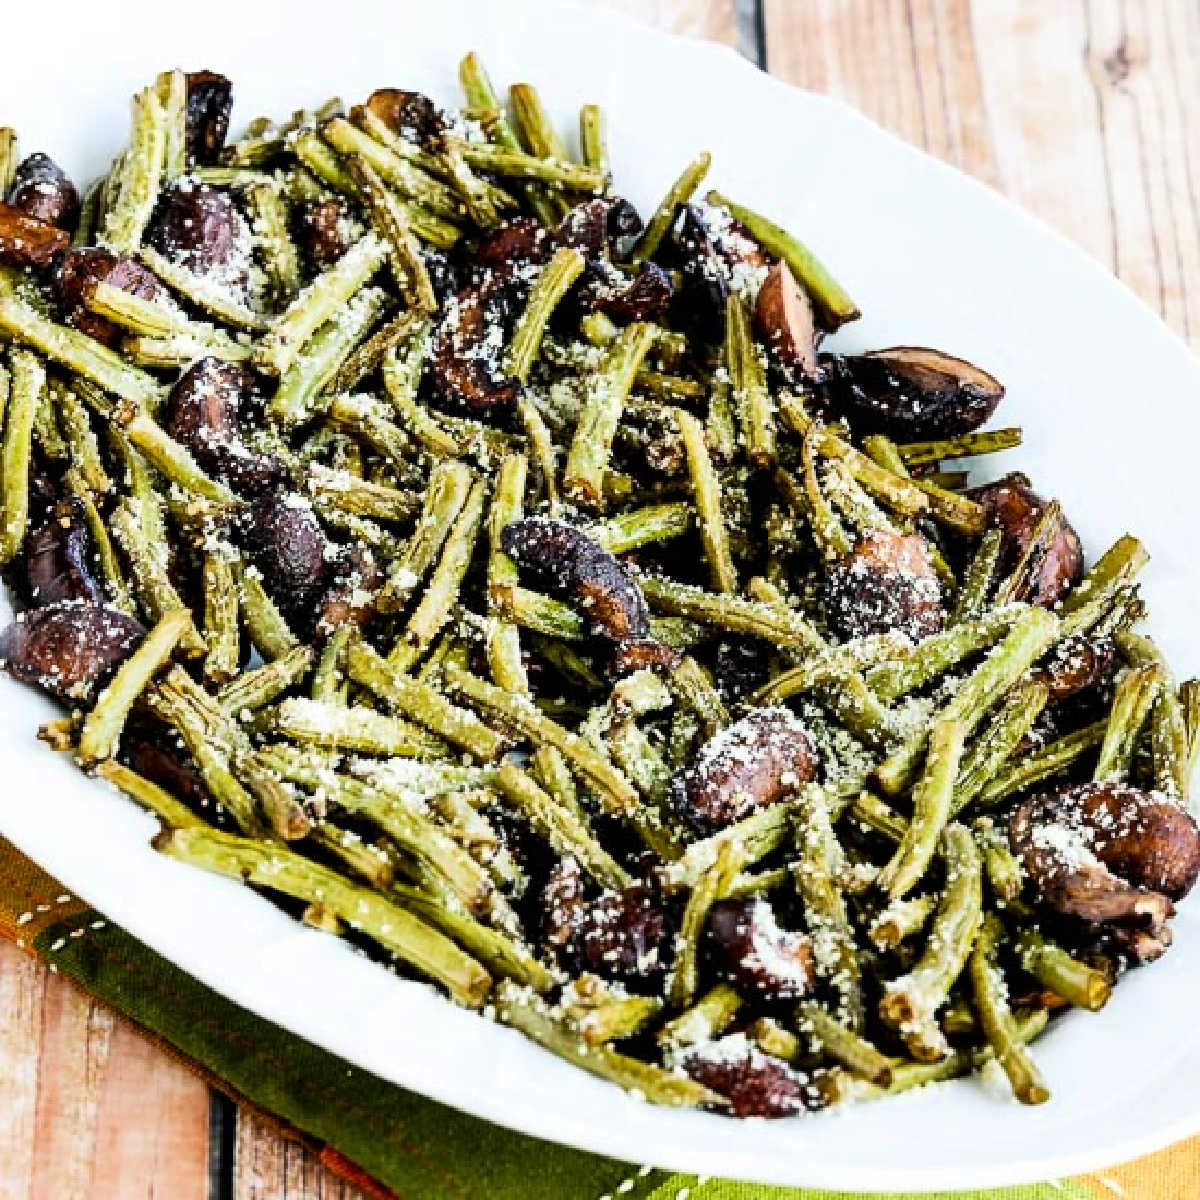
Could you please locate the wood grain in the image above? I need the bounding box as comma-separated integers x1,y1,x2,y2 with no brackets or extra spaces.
0,939,210,1200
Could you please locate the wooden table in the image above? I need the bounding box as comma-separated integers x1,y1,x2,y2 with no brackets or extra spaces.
2,2,1198,1196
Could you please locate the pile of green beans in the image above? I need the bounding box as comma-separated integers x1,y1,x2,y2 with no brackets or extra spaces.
0,53,1192,1120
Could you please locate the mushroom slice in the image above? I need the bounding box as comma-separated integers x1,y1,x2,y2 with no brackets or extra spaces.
53,247,166,345
1034,636,1116,705
315,545,383,639
670,708,818,836
362,89,448,150
822,529,945,642
677,1036,818,1117
0,203,69,269
294,198,350,269
969,472,1083,609
828,346,1004,439
707,897,816,997
145,184,252,295
429,275,523,412
754,260,818,379
1011,782,1200,930
7,153,80,229
0,601,144,702
24,499,105,606
560,877,674,987
185,71,234,165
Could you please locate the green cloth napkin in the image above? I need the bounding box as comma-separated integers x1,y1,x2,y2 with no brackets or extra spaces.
0,836,1092,1200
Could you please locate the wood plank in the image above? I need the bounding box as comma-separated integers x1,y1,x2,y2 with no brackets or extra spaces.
234,1109,361,1200
0,938,211,1200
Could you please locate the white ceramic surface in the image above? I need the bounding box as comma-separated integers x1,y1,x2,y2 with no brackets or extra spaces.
3,0,1200,1190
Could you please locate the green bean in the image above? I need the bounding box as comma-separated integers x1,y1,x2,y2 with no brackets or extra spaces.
83,284,237,360
568,990,663,1046
879,823,982,1061
794,797,864,1029
1094,664,1161,782
256,233,388,378
952,529,1004,624
122,330,252,367
307,823,396,890
78,608,194,767
137,246,267,333
332,308,422,394
219,645,315,716
796,1003,892,1085
486,453,530,693
706,191,859,328
202,549,241,685
157,825,491,1007
951,680,1048,815
969,915,1049,1104
0,270,161,407
744,1017,802,1062
272,695,446,759
490,584,584,641
676,407,736,592
976,819,1024,903
103,86,167,254
630,152,711,266
505,248,586,383
669,801,798,891
1059,534,1149,616
0,128,17,196
564,321,655,508
1014,929,1111,1012
0,349,42,564
69,476,136,616
657,983,742,1050
895,428,1023,466
1180,679,1200,784
96,760,204,830
725,292,774,466
243,181,302,308
876,606,1057,796
389,477,485,673
993,499,1064,606
578,104,608,173
307,463,419,525
494,982,721,1109
670,841,740,1010
976,720,1106,808
516,393,560,508
585,502,691,555
1117,631,1189,798
32,385,67,461
345,637,507,762
753,633,907,705
156,71,188,181
868,894,936,950
238,570,300,660
326,391,416,473
56,386,111,494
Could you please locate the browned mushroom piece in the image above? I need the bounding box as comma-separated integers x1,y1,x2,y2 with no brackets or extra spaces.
293,198,350,269
164,358,283,495
670,708,818,836
555,199,610,258
361,89,448,150
53,247,166,345
677,1038,817,1117
7,153,80,230
539,856,587,950
500,517,674,676
0,203,69,269
558,877,674,986
968,473,1083,608
707,895,815,999
822,529,945,643
428,274,523,412
185,70,234,165
23,499,105,606
238,490,334,630
666,203,728,345
145,184,251,294
1033,636,1117,705
123,730,214,810
605,198,643,259
584,261,673,325
0,601,144,702
315,544,383,639
1010,782,1200,937
754,260,818,380
825,347,1004,440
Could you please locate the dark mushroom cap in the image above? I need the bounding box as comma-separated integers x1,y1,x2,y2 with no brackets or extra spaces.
429,274,523,412
7,153,80,230
362,89,448,150
0,203,69,270
315,544,382,639
165,357,283,495
23,498,105,606
605,198,644,259
185,71,233,165
559,877,674,986
1034,636,1117,705
581,261,673,325
671,707,818,836
826,346,1004,440
706,896,816,998
968,473,1083,608
238,491,333,630
754,260,818,380
678,1038,814,1117
822,529,945,642
666,203,728,344
555,199,611,259
294,198,350,269
1010,782,1200,928
0,601,144,702
53,248,165,345
145,183,250,294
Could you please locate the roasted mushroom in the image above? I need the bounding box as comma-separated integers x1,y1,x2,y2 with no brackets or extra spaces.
429,274,523,412
0,203,69,270
238,491,333,630
164,358,283,495
969,472,1083,608
677,1037,819,1117
755,260,818,380
315,544,383,638
23,499,105,606
556,877,674,987
0,601,144,702
605,198,643,259
822,529,945,642
1034,636,1116,705
825,347,1005,440
145,183,251,294
706,897,816,997
666,203,728,344
670,707,818,836
53,247,166,345
362,88,447,150
7,153,80,230
294,198,351,269
1011,782,1200,940
185,71,234,165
